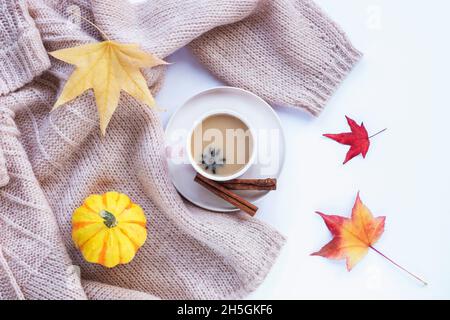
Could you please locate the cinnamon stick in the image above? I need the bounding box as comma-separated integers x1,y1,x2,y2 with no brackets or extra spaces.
194,174,258,216
219,178,277,190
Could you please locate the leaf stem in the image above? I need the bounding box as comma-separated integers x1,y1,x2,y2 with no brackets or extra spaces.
369,245,427,286
369,128,387,139
69,11,111,41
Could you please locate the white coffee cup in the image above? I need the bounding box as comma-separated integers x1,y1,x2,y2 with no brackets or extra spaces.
186,109,256,182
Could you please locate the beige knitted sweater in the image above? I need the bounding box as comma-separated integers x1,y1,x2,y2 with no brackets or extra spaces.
0,0,361,300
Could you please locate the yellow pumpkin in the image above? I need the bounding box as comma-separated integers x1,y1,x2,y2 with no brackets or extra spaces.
72,192,147,268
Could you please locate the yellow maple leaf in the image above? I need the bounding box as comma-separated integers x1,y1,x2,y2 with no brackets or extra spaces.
49,41,167,135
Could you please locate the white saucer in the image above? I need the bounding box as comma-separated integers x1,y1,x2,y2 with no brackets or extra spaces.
164,87,285,212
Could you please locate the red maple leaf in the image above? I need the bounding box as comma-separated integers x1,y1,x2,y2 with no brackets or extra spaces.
324,116,385,164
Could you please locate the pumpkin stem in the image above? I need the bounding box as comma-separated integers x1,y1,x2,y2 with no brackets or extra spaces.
100,210,117,228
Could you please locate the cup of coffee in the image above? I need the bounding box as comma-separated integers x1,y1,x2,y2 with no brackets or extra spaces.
187,110,255,181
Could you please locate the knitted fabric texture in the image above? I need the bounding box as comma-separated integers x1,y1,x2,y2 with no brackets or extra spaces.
0,0,361,300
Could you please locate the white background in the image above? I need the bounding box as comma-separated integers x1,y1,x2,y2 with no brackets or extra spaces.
152,0,450,299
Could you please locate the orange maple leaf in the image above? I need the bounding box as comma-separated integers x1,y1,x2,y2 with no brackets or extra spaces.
312,193,385,270
312,193,427,285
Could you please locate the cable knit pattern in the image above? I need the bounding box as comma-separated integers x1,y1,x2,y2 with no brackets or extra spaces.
0,0,360,299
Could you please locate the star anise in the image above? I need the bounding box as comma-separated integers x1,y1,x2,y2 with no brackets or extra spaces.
200,147,226,174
